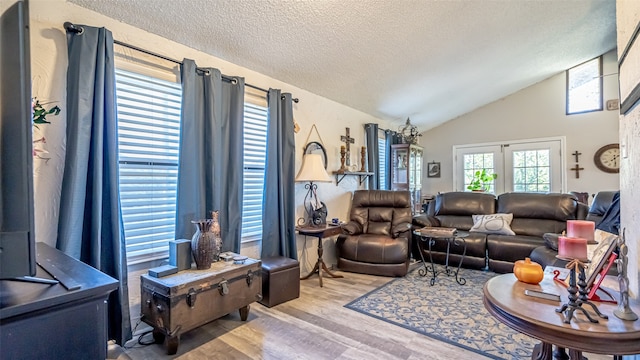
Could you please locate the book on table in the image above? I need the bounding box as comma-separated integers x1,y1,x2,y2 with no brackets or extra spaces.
418,226,457,238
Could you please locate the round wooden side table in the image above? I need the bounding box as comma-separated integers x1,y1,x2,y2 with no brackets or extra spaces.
483,273,640,359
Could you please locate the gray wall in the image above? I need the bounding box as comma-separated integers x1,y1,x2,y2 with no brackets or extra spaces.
419,50,620,200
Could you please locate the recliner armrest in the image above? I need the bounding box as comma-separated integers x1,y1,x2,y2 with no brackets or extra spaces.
412,215,440,228
392,223,412,238
543,233,560,251
342,221,363,235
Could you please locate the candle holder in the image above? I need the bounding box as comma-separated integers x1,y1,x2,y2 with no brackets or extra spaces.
360,146,366,172
555,257,607,324
339,146,347,173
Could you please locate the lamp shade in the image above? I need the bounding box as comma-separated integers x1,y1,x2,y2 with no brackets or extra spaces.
295,154,332,182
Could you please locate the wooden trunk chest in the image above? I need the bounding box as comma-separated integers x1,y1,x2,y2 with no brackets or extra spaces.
140,256,262,354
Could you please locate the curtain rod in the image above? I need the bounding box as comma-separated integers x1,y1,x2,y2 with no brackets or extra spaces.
64,22,299,103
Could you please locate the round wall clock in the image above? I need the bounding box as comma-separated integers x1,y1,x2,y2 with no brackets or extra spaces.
593,143,620,173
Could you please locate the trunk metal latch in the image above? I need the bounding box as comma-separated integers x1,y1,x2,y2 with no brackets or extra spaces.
186,288,197,308
218,280,229,295
246,270,254,286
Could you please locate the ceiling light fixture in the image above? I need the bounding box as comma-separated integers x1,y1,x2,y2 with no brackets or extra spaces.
398,117,421,144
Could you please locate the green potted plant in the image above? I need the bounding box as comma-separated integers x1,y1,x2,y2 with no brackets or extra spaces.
467,169,497,192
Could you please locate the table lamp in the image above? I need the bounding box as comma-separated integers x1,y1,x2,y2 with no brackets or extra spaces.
295,153,332,227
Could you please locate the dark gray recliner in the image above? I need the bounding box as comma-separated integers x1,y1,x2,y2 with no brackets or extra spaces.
336,190,413,277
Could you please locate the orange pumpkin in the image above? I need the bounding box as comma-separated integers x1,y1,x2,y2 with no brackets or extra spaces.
513,257,544,284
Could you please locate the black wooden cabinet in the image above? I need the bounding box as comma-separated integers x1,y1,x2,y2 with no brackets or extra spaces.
0,242,118,360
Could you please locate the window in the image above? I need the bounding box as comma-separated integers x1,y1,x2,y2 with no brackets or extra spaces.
512,149,551,192
116,68,182,265
378,137,387,190
462,152,496,193
566,56,602,114
454,138,563,194
241,100,268,243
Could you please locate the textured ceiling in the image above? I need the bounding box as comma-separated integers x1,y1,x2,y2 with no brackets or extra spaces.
67,0,616,131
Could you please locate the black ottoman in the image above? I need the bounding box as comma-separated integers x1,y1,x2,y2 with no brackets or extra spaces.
259,256,300,308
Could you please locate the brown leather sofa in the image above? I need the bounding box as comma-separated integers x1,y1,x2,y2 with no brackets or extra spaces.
336,190,413,277
413,192,588,273
529,191,617,269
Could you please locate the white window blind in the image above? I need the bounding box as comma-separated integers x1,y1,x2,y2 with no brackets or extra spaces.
378,137,387,190
241,102,268,243
115,68,182,265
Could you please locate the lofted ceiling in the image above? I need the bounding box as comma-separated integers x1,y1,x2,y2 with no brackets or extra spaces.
67,0,617,131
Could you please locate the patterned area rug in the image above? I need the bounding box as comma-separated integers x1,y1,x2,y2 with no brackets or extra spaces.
345,268,538,360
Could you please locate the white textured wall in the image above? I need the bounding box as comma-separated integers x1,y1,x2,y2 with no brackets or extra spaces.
617,0,640,297
419,50,620,199
24,0,393,274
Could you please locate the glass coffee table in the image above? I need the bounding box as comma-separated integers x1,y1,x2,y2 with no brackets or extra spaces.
414,230,468,286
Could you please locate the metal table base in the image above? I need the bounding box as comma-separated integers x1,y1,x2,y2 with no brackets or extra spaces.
416,233,467,286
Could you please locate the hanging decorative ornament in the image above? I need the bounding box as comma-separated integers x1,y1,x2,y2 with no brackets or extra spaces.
398,117,421,144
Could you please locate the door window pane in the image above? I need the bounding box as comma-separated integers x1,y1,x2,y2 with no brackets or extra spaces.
463,153,496,193
512,149,551,193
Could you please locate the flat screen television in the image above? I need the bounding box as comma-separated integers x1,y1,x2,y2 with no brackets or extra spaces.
0,0,37,279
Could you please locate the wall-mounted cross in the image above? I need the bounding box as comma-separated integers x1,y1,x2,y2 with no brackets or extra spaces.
340,127,355,166
572,151,582,163
570,164,584,178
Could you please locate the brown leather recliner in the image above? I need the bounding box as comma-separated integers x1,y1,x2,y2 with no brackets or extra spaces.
336,190,413,277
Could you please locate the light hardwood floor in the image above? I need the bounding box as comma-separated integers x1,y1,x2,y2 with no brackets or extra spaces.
123,269,614,360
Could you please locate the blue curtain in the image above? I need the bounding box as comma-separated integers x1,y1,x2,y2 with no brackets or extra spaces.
384,130,402,190
59,25,131,345
364,123,379,189
261,90,296,259
175,59,244,253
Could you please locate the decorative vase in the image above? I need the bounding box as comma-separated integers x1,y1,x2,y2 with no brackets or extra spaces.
513,257,544,284
209,210,223,261
191,219,215,270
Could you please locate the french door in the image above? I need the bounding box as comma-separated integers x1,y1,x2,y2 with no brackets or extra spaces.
454,138,564,194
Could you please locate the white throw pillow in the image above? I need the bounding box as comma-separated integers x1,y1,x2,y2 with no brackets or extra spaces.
470,213,516,235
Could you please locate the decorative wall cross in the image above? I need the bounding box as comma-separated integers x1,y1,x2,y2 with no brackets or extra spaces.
570,164,584,178
340,127,355,166
572,151,582,162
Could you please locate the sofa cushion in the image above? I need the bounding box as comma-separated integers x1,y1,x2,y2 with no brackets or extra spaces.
586,191,617,225
348,190,413,235
497,192,578,221
497,193,579,237
435,215,475,230
434,192,496,216
487,234,546,263
470,213,516,235
337,234,408,264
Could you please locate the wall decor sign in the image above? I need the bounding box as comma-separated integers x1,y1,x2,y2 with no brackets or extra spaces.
427,161,441,178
